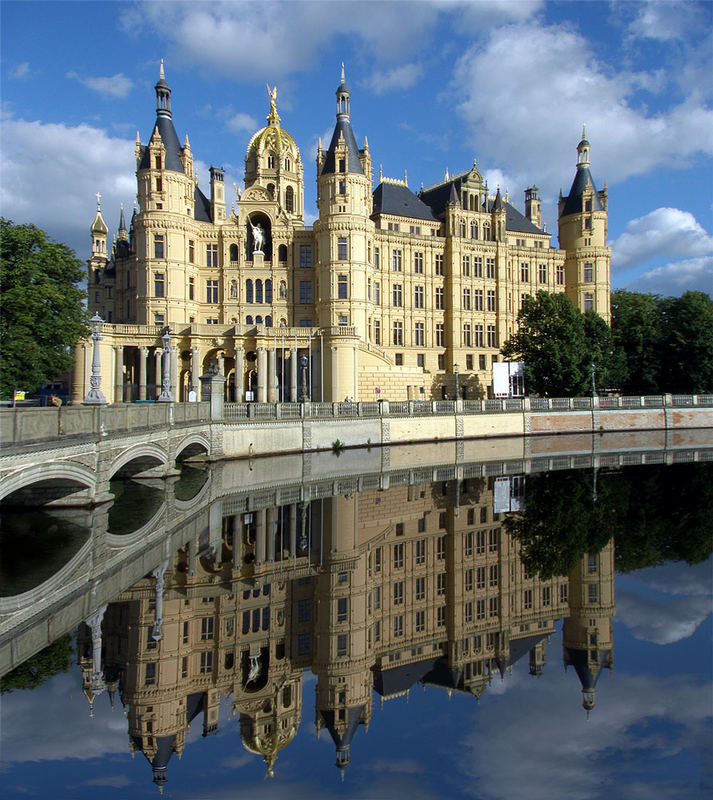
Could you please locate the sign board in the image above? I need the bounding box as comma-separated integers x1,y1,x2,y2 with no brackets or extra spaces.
188,390,197,402
245,391,254,401
13,391,25,401
493,361,525,398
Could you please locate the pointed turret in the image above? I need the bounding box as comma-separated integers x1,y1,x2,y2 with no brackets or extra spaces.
138,61,183,173
321,64,364,176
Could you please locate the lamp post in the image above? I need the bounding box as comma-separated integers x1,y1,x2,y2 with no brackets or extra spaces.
590,363,596,398
83,313,107,404
454,363,459,401
157,329,173,402
300,355,310,401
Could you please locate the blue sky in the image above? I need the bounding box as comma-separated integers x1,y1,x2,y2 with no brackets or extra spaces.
1,0,711,297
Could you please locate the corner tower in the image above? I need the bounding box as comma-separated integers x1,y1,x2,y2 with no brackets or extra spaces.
315,65,373,338
558,127,611,323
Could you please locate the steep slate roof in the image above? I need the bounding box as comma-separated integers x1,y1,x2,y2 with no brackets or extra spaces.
372,182,438,221
372,655,441,696
560,165,604,217
139,115,184,173
419,173,471,217
506,633,548,668
319,705,365,750
321,117,364,175
194,185,212,222
564,647,612,691
504,201,546,234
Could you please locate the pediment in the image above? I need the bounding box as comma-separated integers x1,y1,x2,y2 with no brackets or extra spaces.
241,185,272,203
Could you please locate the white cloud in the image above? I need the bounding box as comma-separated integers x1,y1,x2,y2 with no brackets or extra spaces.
9,62,30,79
364,63,424,95
0,115,135,257
626,0,709,42
452,23,713,199
627,558,713,597
610,207,713,271
227,112,258,134
66,71,134,99
616,590,712,644
626,256,713,297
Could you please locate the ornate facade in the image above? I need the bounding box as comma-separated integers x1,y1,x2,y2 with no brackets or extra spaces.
73,63,611,404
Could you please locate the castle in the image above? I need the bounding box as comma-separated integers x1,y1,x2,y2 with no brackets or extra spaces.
73,62,611,404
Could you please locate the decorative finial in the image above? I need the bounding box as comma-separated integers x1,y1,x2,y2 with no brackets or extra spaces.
95,192,101,211
445,167,449,181
379,164,383,182
473,157,477,168
159,59,165,80
582,123,587,140
341,62,346,84
404,169,408,186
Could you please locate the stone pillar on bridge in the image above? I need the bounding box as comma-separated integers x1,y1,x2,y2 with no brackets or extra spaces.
138,347,148,401
256,347,267,403
85,604,108,709
151,560,169,640
114,346,124,403
255,509,266,565
267,348,277,403
266,507,276,562
234,344,244,401
191,346,201,398
289,503,297,558
200,367,225,420
154,349,162,399
170,346,179,401
290,349,298,402
233,517,243,570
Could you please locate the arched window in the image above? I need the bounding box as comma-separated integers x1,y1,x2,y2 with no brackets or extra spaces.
285,157,291,171
265,279,273,303
460,221,466,237
285,186,294,213
246,279,253,303
256,315,263,324
462,193,468,210
229,243,238,262
256,279,263,303
483,222,491,241
471,222,478,239
267,183,275,199
265,315,273,327
470,195,476,211
267,154,275,169
279,317,287,327
246,315,253,324
278,244,287,262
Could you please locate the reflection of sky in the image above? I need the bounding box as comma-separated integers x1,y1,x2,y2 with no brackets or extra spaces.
2,560,711,800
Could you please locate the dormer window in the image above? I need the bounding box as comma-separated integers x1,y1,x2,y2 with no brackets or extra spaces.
285,157,291,171
339,158,346,173
267,155,275,169
155,155,162,170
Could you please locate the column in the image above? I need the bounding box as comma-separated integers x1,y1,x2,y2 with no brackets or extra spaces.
170,346,179,401
330,346,338,403
255,509,267,565
234,344,244,402
257,347,267,403
114,346,124,403
290,348,298,402
217,353,225,375
267,348,276,402
85,604,108,687
151,560,169,640
138,347,148,401
266,507,276,562
289,503,297,557
233,517,243,570
191,346,201,397
154,349,162,399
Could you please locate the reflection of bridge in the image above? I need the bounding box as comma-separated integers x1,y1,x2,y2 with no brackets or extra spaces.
1,395,712,508
1,429,711,677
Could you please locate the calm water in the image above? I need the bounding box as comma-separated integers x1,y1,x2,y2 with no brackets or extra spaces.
1,441,712,800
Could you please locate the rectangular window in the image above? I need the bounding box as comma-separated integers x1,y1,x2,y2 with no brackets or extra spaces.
414,252,424,273
462,255,470,276
373,319,381,345
337,597,348,622
584,293,594,312
476,530,486,554
476,566,486,589
154,272,165,298
488,528,499,552
542,586,551,607
337,237,347,260
523,589,533,610
338,275,348,299
464,531,473,556
206,244,218,267
487,325,497,348
414,285,424,308
299,281,312,304
145,662,157,685
479,354,486,370
206,279,218,304
387,222,400,231
463,288,471,310
154,235,164,259
374,282,380,304
393,581,404,605
486,258,495,279
414,322,425,346
188,276,194,301
464,568,473,592
298,598,312,622
588,583,598,603
410,225,421,234
463,323,471,347
392,284,403,307
556,264,565,285
201,617,214,640
521,262,529,282
474,256,483,278
476,599,485,620
392,249,402,271
393,542,404,569
298,633,311,655
437,606,446,627
393,615,404,637
392,321,403,345
437,573,447,595
337,634,348,656
584,263,593,282
415,610,425,632
374,246,380,268
294,244,310,269
435,323,445,347
474,289,483,311
487,290,496,311
465,602,473,623
489,596,499,617
587,554,598,574
200,651,213,674
417,353,425,367
489,565,499,587
435,254,444,275
560,584,569,603
435,287,444,309
373,620,381,643
539,263,547,283
374,585,381,609
437,535,446,560
415,539,426,564
415,576,425,601
188,240,195,263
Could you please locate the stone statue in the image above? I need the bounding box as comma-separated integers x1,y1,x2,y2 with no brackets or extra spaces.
267,84,277,116
231,280,238,298
246,653,262,685
249,218,265,254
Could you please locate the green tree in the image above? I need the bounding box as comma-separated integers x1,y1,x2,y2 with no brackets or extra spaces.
0,219,88,399
658,291,713,394
0,635,74,694
610,290,663,393
501,291,618,396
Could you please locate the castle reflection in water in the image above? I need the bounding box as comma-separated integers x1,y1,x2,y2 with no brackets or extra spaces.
77,475,614,790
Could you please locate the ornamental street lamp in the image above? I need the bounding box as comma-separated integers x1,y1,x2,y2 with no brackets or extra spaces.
83,313,107,404
157,329,174,402
454,362,460,401
300,355,310,401
591,362,597,398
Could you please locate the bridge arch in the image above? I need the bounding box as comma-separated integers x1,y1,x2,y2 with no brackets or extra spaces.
175,433,211,463
0,462,96,505
109,443,169,480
